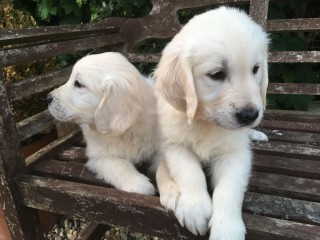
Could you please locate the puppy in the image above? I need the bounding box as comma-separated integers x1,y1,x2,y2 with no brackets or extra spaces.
155,7,269,240
47,52,157,195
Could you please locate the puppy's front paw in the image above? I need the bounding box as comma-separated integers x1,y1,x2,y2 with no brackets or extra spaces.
159,181,180,212
249,129,268,141
175,190,212,236
209,215,245,240
121,174,156,195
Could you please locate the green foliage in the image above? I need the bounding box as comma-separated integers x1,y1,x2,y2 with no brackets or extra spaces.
14,0,152,25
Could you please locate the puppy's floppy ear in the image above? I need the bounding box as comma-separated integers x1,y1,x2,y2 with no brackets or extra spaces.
154,48,197,124
260,53,269,111
94,80,138,135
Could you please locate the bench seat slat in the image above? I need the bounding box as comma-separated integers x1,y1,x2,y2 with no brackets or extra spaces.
260,120,320,133
56,146,87,163
49,145,320,179
265,109,320,122
244,192,320,225
261,128,320,145
16,174,207,240
17,110,54,141
32,159,320,203
16,175,320,240
244,213,320,240
250,171,320,202
253,141,320,159
254,154,320,179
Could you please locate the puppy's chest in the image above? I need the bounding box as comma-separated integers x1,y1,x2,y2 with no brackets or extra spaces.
188,129,246,162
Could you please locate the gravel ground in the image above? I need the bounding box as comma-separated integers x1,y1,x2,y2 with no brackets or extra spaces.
45,217,164,240
45,217,87,240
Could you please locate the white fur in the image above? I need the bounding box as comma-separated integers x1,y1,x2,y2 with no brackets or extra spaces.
48,52,157,195
155,7,269,239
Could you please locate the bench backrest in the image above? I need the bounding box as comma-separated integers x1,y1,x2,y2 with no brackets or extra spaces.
0,0,319,169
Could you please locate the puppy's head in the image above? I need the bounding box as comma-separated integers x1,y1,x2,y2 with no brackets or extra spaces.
155,7,269,129
47,52,144,135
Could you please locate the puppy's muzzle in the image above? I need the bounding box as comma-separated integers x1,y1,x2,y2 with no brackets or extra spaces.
46,93,53,105
236,108,259,126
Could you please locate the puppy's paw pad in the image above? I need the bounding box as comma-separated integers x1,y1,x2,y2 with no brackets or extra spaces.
209,216,245,240
175,190,212,236
249,130,268,141
160,183,180,212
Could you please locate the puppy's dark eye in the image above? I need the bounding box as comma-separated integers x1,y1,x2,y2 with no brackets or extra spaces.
207,71,226,81
74,80,84,88
253,65,259,74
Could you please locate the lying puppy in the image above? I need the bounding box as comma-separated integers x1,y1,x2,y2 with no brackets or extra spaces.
155,7,269,240
47,52,157,195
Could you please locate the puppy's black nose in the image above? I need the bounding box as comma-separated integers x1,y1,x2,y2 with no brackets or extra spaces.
236,108,259,126
46,93,53,105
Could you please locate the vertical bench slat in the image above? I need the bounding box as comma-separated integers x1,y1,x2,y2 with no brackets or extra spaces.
249,0,269,28
0,72,43,239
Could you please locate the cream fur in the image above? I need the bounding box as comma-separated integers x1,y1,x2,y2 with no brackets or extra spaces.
48,52,157,195
155,7,269,239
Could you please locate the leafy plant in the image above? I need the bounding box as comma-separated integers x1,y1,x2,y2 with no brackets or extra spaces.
14,0,152,25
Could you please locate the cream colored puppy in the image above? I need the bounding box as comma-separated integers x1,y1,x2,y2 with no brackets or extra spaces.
47,52,157,195
155,7,269,240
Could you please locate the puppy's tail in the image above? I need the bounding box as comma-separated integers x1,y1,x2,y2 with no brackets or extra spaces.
156,159,180,212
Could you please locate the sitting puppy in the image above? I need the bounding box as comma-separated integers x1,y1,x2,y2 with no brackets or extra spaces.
47,52,157,195
155,7,269,240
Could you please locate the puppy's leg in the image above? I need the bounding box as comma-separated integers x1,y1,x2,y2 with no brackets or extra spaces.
165,145,212,236
248,129,268,141
86,158,155,195
156,159,180,212
209,150,252,240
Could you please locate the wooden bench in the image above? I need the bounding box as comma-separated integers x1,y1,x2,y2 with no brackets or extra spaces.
1,0,319,239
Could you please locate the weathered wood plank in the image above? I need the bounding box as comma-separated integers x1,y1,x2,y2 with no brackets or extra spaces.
31,159,108,187
260,120,320,133
0,24,118,46
126,53,161,63
253,154,320,179
25,130,80,166
16,175,207,240
250,171,320,202
269,51,320,63
16,175,320,240
8,67,72,102
264,109,320,123
252,141,320,160
17,110,54,141
0,72,43,239
268,83,320,95
0,34,122,67
244,213,320,240
56,146,87,163
244,192,320,225
261,128,320,146
31,159,320,203
268,18,320,32
249,0,269,29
